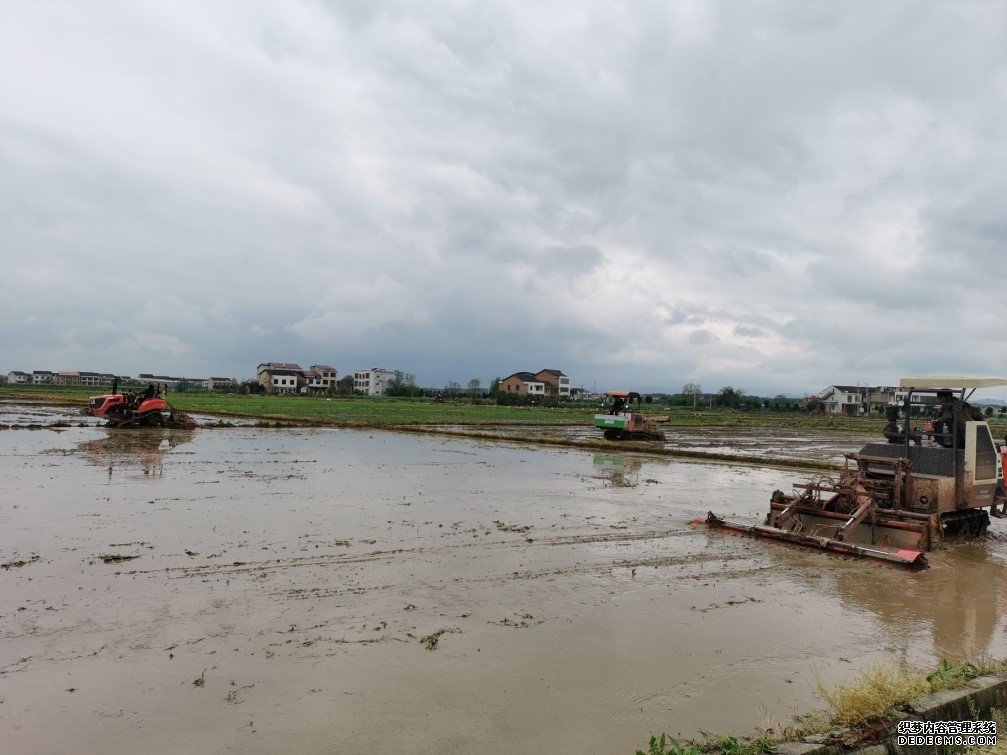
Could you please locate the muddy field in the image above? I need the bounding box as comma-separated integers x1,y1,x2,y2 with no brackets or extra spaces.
432,423,879,465
3,409,1007,753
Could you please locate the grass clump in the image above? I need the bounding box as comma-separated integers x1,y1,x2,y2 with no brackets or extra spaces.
817,663,929,726
819,658,1007,727
927,658,1007,692
636,734,700,755
969,709,1007,754
715,735,777,755
418,627,460,651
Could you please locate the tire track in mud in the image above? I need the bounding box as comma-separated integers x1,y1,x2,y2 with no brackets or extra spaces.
273,555,773,601
128,527,700,579
118,525,766,606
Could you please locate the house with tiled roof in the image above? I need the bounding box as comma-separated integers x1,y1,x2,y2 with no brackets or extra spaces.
305,365,338,393
500,371,546,396
534,369,571,397
500,369,571,397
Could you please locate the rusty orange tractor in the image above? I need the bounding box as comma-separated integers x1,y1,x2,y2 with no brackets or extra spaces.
85,380,194,429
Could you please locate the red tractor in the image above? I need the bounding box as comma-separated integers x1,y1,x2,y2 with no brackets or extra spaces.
85,381,194,429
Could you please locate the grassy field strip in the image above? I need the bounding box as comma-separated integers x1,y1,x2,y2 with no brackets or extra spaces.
0,385,972,434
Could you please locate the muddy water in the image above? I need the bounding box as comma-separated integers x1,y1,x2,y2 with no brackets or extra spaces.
2,426,1007,754
434,424,879,465
0,398,260,429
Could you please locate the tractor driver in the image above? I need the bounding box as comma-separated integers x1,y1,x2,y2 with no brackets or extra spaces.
137,383,157,405
610,396,626,415
931,390,984,448
883,406,921,445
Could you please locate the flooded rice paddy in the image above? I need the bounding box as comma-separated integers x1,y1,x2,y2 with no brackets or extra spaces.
2,408,1007,753
433,423,878,465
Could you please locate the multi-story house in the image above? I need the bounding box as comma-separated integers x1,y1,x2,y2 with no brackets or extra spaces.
256,363,305,394
500,368,571,397
31,370,55,384
353,368,394,396
499,372,546,396
302,365,338,393
7,371,30,383
535,369,571,397
816,385,866,415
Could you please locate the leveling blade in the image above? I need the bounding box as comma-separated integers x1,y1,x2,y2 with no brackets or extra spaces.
697,512,928,569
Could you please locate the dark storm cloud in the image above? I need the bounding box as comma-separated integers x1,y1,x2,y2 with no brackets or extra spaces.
1,1,1006,393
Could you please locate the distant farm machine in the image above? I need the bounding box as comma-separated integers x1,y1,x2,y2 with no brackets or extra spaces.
84,378,195,429
594,391,667,442
701,377,1007,569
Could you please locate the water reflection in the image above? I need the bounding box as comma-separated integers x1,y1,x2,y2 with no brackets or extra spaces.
77,429,195,479
782,541,1007,661
592,454,642,487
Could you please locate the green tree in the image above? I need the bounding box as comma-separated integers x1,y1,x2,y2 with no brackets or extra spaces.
467,378,482,397
386,371,422,397
336,375,354,396
717,386,745,408
682,382,702,408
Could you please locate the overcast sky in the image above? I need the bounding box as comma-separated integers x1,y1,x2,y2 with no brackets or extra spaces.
2,1,1005,394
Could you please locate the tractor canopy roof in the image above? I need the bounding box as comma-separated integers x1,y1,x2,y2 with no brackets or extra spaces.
899,376,1007,390
605,390,641,399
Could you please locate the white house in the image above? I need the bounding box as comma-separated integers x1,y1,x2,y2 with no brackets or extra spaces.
7,371,30,383
817,385,867,415
354,368,395,396
816,384,909,415
31,370,55,384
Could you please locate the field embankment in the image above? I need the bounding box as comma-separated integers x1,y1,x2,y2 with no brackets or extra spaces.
0,385,960,434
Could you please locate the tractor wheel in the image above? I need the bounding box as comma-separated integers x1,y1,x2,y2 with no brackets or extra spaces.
621,431,666,442
969,510,991,537
942,510,991,539
603,429,621,441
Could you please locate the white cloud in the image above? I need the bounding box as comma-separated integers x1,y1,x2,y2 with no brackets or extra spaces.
0,1,1005,391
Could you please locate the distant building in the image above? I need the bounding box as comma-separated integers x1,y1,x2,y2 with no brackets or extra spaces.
31,370,55,384
136,373,187,389
500,372,546,396
892,388,939,409
256,363,305,394
56,371,80,385
534,369,571,397
500,368,571,397
815,384,912,415
353,368,394,396
78,372,117,387
301,365,338,394
7,371,30,384
201,377,238,391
